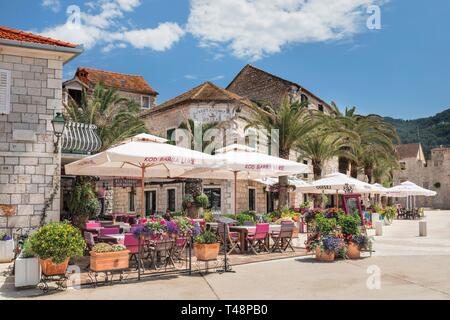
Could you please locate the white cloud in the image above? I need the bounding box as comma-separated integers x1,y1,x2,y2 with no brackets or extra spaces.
42,0,61,13
184,74,198,80
187,0,386,60
38,0,183,52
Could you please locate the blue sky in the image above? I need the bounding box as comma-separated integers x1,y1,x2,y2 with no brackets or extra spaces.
1,0,449,119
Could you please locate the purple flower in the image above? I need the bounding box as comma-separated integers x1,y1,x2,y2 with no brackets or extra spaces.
132,225,152,238
167,220,179,235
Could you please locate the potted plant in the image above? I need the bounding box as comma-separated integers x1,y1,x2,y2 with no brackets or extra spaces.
312,236,345,262
195,193,209,217
90,243,129,272
381,206,396,226
29,222,85,276
337,213,364,259
0,232,14,263
194,230,220,261
347,234,372,259
14,239,41,289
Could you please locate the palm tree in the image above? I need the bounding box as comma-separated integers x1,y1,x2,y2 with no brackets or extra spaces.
332,104,399,178
64,83,148,150
242,98,314,209
297,130,353,180
177,119,221,153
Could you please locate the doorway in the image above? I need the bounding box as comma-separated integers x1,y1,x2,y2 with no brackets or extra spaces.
145,190,157,216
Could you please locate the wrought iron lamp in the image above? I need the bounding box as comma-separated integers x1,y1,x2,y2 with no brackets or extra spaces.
52,112,66,154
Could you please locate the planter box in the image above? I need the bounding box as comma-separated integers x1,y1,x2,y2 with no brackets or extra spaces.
315,247,335,262
90,250,130,272
39,258,70,276
194,243,220,261
14,254,41,289
0,239,15,263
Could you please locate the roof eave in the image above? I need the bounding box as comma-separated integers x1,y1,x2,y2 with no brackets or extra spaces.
0,39,84,64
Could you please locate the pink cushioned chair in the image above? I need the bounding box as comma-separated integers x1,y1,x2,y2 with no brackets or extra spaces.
99,227,119,237
124,234,141,268
246,223,270,254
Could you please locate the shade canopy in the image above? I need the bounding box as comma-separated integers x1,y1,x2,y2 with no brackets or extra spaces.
387,181,437,197
295,172,375,194
255,177,312,191
65,133,215,178
178,144,309,180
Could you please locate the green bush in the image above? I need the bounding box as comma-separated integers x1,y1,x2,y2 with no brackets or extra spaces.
29,222,86,264
195,230,218,244
21,239,35,258
315,214,336,235
235,213,255,226
337,213,361,236
195,193,210,209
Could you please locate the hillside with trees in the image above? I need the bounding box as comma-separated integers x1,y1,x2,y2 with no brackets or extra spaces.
384,108,450,157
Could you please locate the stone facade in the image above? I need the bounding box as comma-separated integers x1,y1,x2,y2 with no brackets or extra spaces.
393,144,450,209
0,53,64,233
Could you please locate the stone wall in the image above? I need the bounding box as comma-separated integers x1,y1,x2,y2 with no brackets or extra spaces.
0,53,63,234
392,147,450,209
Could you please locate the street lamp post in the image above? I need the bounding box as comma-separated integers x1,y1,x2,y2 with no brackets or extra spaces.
52,112,66,154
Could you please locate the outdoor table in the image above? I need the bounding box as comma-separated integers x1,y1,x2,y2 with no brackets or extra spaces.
229,225,281,253
105,234,125,244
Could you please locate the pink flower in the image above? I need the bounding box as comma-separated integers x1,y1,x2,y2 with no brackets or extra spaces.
160,220,166,225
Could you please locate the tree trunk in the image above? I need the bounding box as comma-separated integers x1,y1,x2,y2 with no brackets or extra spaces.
350,160,358,178
278,149,290,210
338,156,349,174
364,166,373,184
312,160,322,180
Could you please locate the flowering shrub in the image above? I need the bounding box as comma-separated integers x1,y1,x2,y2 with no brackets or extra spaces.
315,214,337,235
29,221,85,264
322,236,345,254
146,217,168,237
350,234,372,250
337,213,361,236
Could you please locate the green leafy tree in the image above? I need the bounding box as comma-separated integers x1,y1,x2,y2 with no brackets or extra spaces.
64,83,148,150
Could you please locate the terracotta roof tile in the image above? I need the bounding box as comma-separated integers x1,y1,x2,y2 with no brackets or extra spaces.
141,82,252,117
0,25,77,48
76,67,157,96
395,143,421,159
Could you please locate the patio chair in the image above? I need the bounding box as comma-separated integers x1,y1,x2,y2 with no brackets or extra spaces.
217,223,241,254
246,223,269,254
124,234,142,269
85,222,101,230
83,231,96,270
397,208,407,220
147,239,176,271
271,223,295,253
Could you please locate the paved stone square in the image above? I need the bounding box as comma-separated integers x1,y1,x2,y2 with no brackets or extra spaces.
1,211,449,300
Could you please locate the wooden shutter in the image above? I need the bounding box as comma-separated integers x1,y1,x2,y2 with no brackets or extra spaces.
0,69,11,114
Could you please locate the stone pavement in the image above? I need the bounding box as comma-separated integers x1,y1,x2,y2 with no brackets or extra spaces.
1,211,449,300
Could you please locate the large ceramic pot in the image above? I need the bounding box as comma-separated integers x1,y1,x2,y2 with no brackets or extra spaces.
194,243,220,261
0,239,15,263
315,247,335,262
347,242,361,259
39,258,70,276
90,250,130,272
15,254,41,288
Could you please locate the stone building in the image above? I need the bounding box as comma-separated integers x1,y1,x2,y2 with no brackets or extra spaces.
63,67,158,110
0,26,82,233
392,143,449,209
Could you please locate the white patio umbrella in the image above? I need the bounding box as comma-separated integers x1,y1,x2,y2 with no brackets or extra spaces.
177,144,309,215
295,172,375,194
65,133,215,217
255,177,312,191
387,181,436,209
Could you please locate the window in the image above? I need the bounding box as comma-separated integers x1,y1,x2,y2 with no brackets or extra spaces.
0,69,11,115
300,94,308,103
129,191,135,212
318,104,324,113
166,128,176,145
141,96,151,109
400,162,406,170
248,188,256,211
204,188,221,211
167,189,176,212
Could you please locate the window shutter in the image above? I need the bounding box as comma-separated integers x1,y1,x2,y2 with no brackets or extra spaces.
0,69,11,115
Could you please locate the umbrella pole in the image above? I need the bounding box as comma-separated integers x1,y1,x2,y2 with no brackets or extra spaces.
336,190,339,209
234,171,238,217
141,166,145,218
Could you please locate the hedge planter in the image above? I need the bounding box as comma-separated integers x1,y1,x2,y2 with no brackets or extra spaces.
0,239,14,263
347,242,361,259
39,258,70,276
315,247,335,262
15,254,41,289
90,250,130,272
194,243,220,261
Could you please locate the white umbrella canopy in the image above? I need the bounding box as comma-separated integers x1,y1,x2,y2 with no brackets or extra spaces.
65,133,215,216
177,144,309,214
254,177,312,191
295,172,375,194
387,181,437,197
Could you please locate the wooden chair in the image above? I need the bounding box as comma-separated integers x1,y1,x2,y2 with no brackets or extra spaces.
246,223,269,254
147,239,176,271
271,223,295,253
217,223,241,254
397,208,407,219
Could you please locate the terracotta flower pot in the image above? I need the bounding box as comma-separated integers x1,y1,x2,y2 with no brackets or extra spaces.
315,247,335,262
347,242,361,259
90,250,130,272
39,258,70,276
194,243,220,261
